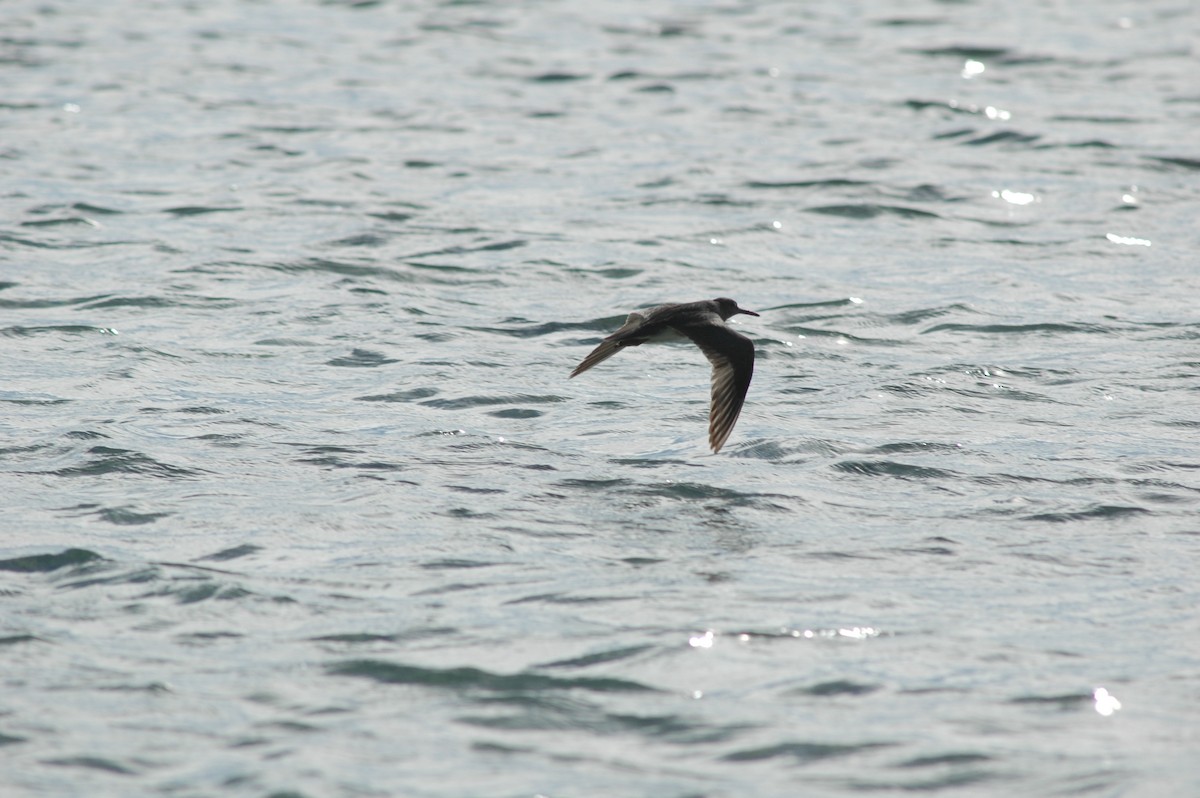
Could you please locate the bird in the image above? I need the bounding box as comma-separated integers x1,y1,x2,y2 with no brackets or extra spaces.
569,297,759,453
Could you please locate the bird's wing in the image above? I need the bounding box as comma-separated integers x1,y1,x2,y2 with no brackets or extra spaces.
569,311,647,378
677,323,755,452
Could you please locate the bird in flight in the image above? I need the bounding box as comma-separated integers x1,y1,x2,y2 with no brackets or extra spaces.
569,297,759,453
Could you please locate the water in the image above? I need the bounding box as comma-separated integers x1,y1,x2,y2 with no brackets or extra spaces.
3,0,1199,795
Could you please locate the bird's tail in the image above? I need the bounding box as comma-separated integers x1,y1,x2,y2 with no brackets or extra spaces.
569,339,623,377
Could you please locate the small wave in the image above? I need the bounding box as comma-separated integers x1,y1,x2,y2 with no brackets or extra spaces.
83,505,171,526
744,178,869,190
325,348,398,368
490,408,542,418
960,130,1042,147
420,394,564,410
325,232,390,248
763,298,862,312
419,558,500,570
726,440,791,460
356,387,439,402
504,592,636,606
0,548,104,574
80,294,234,310
49,446,203,479
196,544,263,562
884,304,978,325
42,756,137,775
1009,691,1092,709
19,216,101,228
804,204,940,220
527,72,589,83
538,644,656,670
794,679,882,697
0,635,38,648
403,238,528,259
1024,504,1150,523
796,328,907,347
0,233,131,250
0,396,71,406
723,740,892,763
311,628,457,647
367,210,417,223
910,45,1011,59
1,324,113,337
834,460,959,480
466,319,609,338
329,659,655,694
0,293,125,310
869,442,964,455
922,322,1112,336
900,752,993,768
908,46,1052,65
162,204,241,216
289,444,406,473
1145,155,1200,171
0,730,27,746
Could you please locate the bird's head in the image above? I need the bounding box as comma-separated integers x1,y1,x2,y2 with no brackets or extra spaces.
713,297,760,320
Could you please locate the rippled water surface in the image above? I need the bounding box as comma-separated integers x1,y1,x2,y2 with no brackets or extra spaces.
3,0,1199,795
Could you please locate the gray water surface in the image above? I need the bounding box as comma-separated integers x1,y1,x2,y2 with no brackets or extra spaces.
3,1,1199,796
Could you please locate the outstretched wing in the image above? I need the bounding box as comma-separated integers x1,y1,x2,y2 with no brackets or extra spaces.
678,323,755,452
569,311,649,378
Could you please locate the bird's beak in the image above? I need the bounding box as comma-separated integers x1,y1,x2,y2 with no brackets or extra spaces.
738,307,760,317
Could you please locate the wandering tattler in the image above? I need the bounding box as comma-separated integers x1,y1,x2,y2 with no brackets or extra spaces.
569,297,758,453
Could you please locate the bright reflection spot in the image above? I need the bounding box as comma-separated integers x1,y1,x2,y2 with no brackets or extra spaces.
768,67,780,78
848,296,863,304
961,59,985,79
838,626,879,640
781,626,880,640
692,690,704,699
1106,233,1151,247
1121,194,1137,205
1093,687,1122,716
496,436,505,443
1116,17,1133,29
772,220,782,229
688,630,714,649
738,633,751,642
63,102,81,113
709,237,724,245
948,100,1010,119
993,189,1036,206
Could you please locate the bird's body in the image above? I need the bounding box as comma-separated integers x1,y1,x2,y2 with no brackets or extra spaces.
569,297,759,453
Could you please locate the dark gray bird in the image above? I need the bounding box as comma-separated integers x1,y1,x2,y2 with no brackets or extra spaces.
569,297,759,453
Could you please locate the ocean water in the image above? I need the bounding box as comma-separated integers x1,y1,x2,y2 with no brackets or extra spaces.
2,0,1199,795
